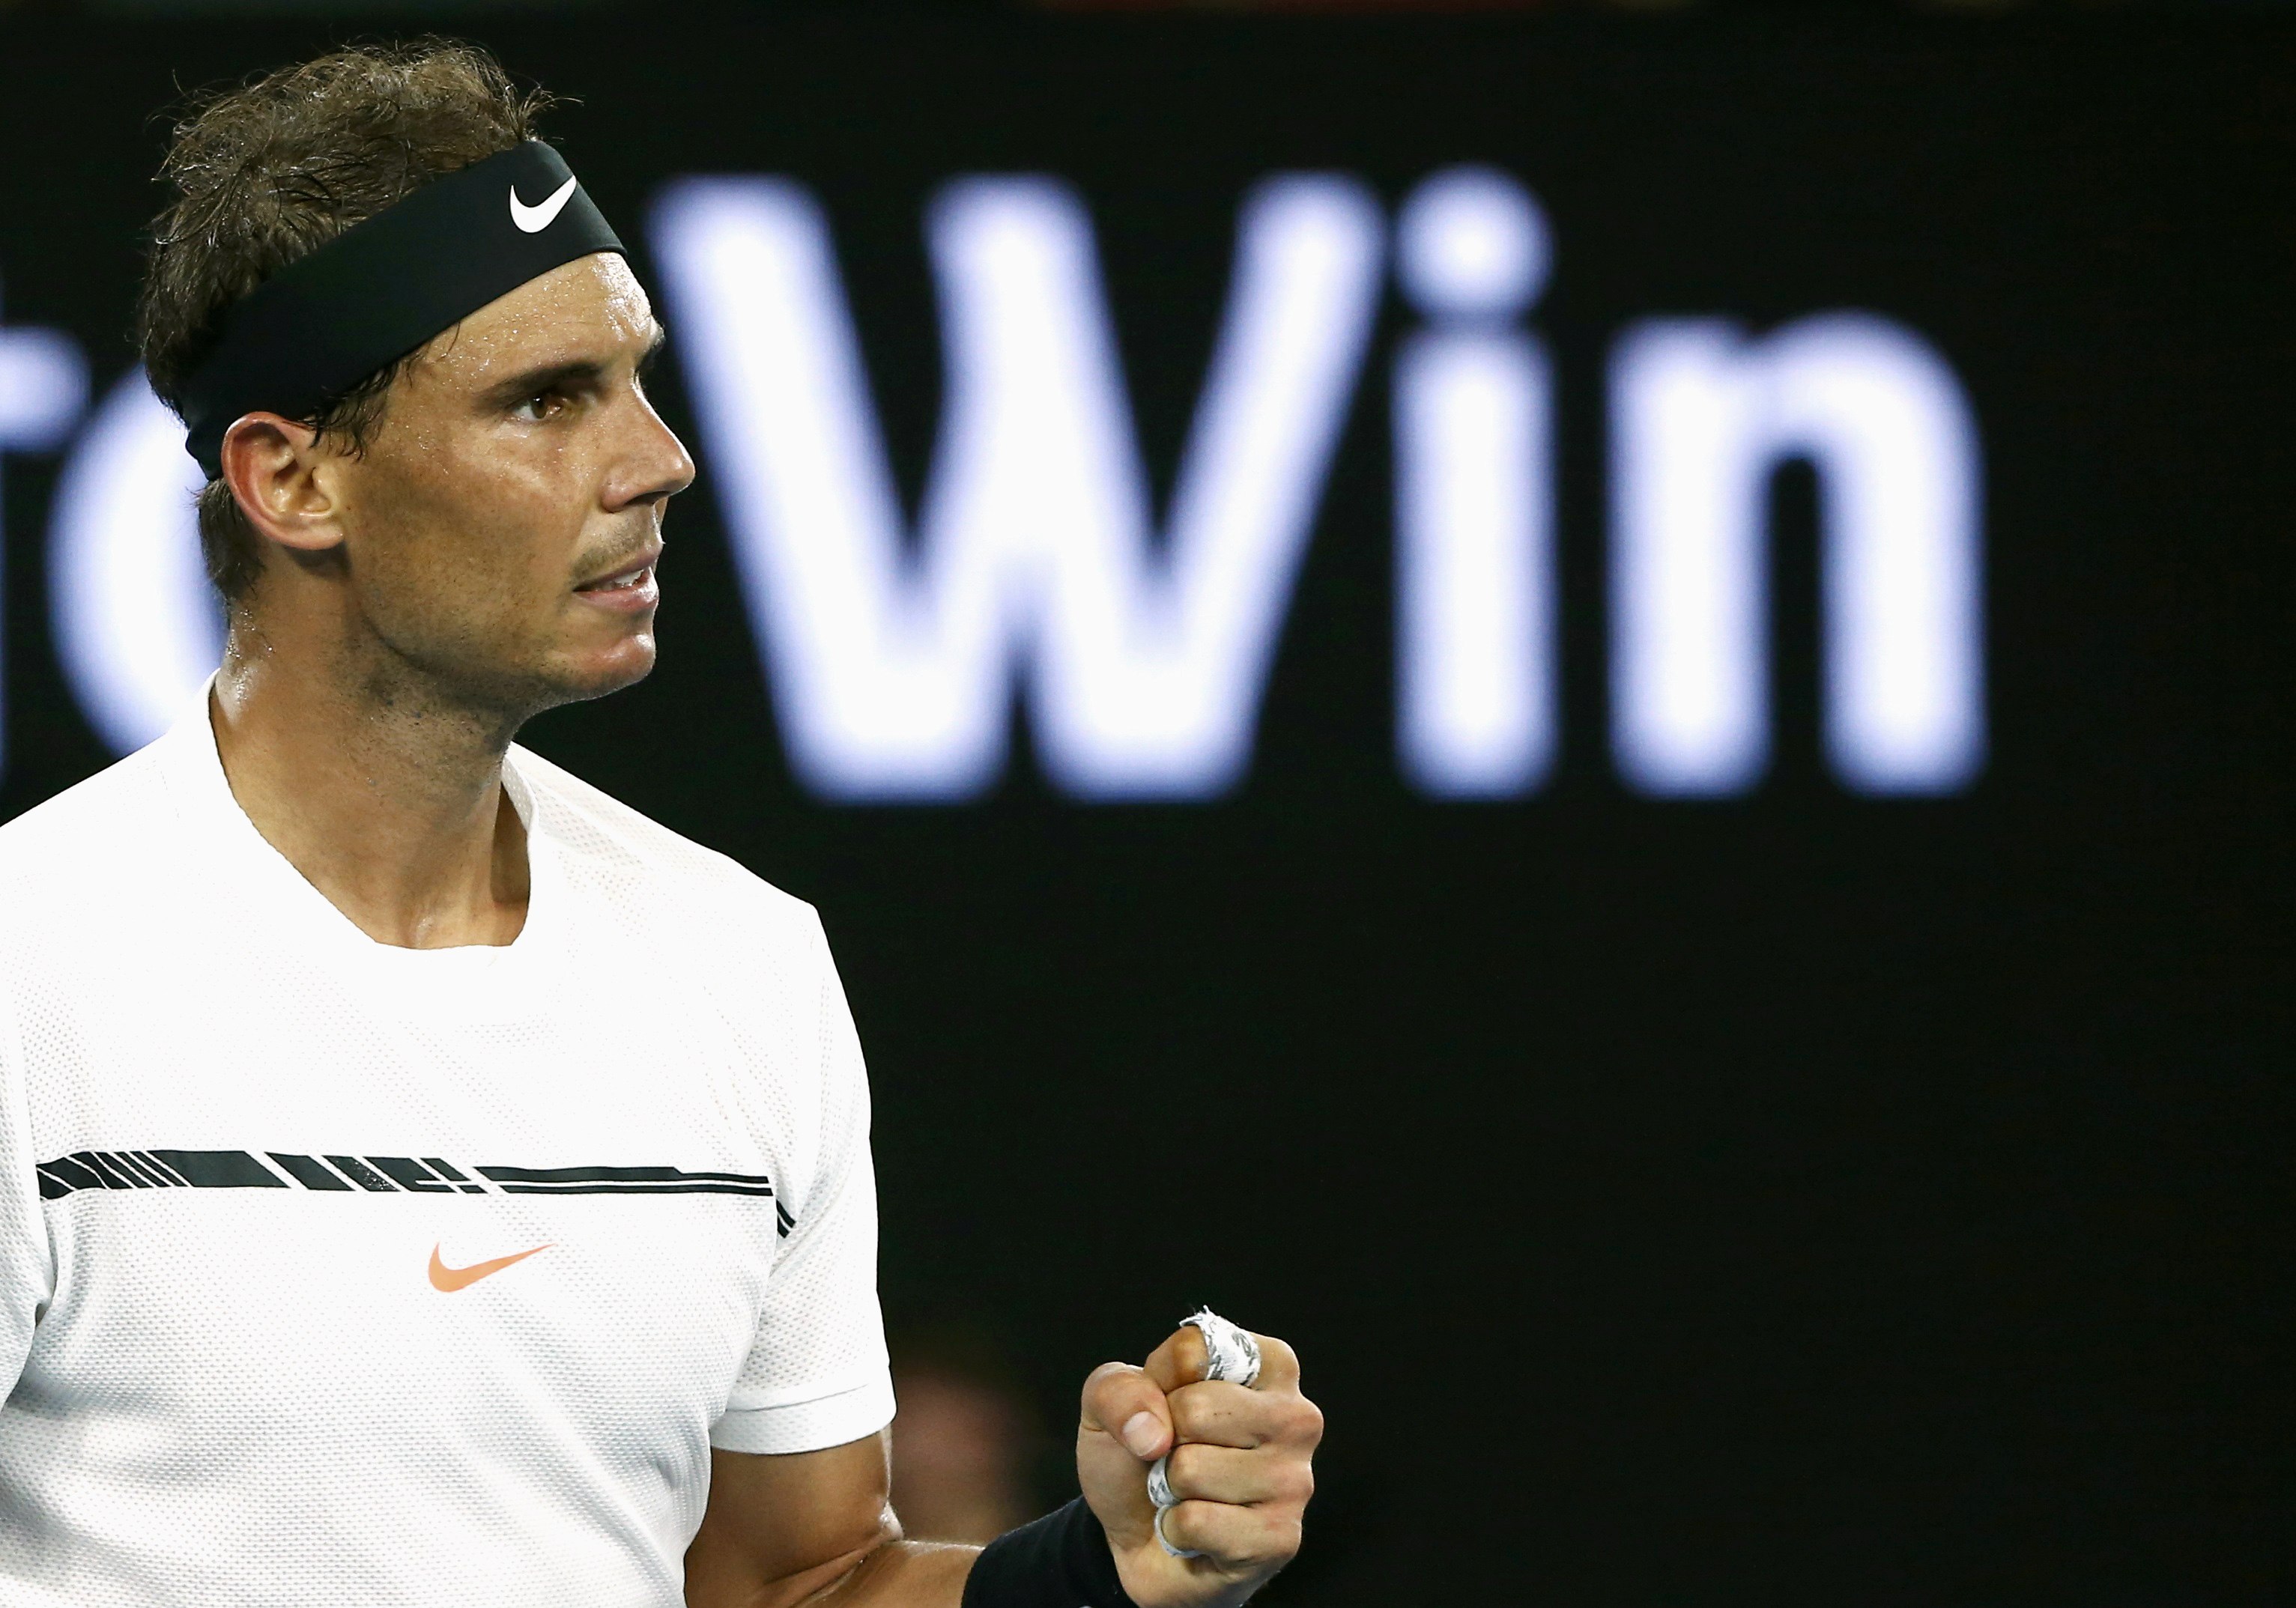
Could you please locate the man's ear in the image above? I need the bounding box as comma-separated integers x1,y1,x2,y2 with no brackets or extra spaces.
218,413,346,554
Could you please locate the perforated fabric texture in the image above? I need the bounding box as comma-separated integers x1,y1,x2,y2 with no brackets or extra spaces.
0,690,893,1607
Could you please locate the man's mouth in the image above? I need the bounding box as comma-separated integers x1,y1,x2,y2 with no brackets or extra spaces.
575,560,654,595
573,544,663,611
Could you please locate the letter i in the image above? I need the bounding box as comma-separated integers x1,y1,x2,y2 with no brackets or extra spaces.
1393,167,1557,798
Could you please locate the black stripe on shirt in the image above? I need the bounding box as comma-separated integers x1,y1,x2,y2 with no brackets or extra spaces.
36,1150,787,1228
369,1156,455,1194
34,1150,287,1198
479,1164,775,1191
324,1156,399,1193
267,1153,354,1191
153,1150,288,1189
495,1182,778,1197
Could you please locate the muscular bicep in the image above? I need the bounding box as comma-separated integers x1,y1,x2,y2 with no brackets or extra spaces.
685,1430,898,1608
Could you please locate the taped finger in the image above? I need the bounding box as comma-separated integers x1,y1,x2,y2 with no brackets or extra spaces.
1151,1499,1298,1571
1155,1441,1300,1508
1147,1453,1178,1510
1154,1503,1202,1559
1182,1308,1262,1389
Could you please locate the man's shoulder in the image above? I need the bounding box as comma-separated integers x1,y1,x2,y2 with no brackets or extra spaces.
509,744,820,947
0,750,176,996
0,746,169,896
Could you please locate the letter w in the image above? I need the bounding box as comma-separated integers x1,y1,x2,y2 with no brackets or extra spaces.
650,176,1383,801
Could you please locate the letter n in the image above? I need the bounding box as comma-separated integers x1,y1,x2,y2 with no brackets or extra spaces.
1608,313,1984,796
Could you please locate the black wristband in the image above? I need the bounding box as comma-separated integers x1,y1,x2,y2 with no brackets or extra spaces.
961,1498,1138,1608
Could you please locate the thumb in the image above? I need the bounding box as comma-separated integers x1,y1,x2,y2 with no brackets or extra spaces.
1079,1361,1173,1463
1077,1362,1172,1556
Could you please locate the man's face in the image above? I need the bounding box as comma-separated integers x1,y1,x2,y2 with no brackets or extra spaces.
326,253,694,714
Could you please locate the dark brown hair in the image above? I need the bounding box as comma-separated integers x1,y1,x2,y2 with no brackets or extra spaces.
138,40,553,604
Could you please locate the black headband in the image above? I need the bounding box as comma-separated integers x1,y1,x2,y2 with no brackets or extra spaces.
178,141,625,478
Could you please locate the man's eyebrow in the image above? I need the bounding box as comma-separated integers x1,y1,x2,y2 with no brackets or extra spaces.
479,357,607,409
479,328,664,410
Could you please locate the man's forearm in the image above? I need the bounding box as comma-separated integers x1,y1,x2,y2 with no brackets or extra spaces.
816,1538,978,1608
685,1532,976,1608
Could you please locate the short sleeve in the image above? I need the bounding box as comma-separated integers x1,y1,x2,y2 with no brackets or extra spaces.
708,914,895,1455
0,983,50,1404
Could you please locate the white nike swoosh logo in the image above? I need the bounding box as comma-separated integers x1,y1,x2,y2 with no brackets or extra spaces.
509,175,578,234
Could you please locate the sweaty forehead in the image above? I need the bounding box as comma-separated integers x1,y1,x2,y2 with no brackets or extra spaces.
424,254,656,380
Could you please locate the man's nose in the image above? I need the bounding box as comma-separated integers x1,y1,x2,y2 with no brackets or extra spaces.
606,394,696,510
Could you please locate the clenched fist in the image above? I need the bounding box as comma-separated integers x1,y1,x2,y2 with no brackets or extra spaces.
1075,1323,1322,1607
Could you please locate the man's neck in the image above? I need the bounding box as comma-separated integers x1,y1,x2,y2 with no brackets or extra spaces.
208,624,533,950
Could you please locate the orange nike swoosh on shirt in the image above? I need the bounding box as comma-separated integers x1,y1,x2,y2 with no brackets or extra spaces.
428,1241,552,1293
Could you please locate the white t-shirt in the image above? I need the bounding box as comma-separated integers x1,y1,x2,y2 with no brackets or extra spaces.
0,691,895,1606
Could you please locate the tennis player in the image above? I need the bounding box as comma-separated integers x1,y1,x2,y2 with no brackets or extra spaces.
0,42,1318,1608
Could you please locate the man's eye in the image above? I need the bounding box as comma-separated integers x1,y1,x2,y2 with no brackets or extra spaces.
514,391,564,422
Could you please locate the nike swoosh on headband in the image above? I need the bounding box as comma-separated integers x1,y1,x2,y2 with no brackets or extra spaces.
509,174,579,234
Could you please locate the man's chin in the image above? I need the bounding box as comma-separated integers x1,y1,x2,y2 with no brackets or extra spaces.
542,634,658,708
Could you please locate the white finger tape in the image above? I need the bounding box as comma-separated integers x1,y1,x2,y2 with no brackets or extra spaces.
1146,1454,1178,1511
1182,1307,1262,1389
1154,1503,1202,1560
1144,1308,1258,1560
